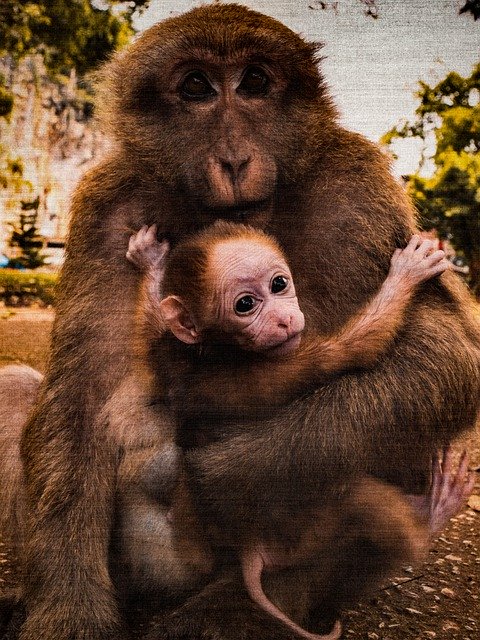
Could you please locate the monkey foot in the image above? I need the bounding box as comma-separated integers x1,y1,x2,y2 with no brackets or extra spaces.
408,446,475,536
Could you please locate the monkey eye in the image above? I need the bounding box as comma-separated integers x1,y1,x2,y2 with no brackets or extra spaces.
238,66,269,96
180,72,215,101
271,276,288,293
234,295,257,315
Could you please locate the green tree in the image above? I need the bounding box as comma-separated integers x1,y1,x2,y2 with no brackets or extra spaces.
0,1,149,75
382,64,480,297
8,196,47,268
0,0,144,191
0,71,26,194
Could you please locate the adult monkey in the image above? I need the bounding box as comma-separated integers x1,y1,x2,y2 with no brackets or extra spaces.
18,3,480,640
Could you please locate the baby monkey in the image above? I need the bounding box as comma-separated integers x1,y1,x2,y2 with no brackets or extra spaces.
128,221,451,413
126,222,472,640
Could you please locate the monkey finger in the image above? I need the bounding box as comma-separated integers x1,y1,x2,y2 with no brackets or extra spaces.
158,239,170,258
145,224,158,243
138,224,149,238
442,445,454,475
391,248,402,260
464,472,476,498
430,452,443,504
425,261,450,279
425,249,446,265
127,234,140,257
416,239,435,258
404,234,422,254
436,258,452,271
454,450,470,483
450,470,475,507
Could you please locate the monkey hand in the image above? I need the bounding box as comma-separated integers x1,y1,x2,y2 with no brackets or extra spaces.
408,446,475,537
389,234,451,289
127,224,169,274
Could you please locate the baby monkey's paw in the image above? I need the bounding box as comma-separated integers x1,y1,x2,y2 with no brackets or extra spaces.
127,224,169,272
390,234,451,287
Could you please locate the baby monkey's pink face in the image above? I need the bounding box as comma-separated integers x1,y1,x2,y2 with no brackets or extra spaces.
208,239,305,356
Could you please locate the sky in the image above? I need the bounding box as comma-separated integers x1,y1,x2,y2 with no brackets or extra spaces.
134,0,480,176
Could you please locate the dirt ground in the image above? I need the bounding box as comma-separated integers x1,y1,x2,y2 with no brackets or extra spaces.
0,308,479,639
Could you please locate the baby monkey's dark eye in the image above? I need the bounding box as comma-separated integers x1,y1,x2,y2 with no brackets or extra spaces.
271,276,288,293
235,296,256,314
238,66,269,96
180,72,215,101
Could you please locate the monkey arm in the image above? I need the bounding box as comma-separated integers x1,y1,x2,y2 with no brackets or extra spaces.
19,159,149,640
127,223,169,343
185,136,480,537
180,275,414,414
287,235,451,379
134,269,168,349
182,237,452,415
311,269,416,374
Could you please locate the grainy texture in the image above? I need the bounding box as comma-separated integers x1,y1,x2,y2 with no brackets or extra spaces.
3,5,480,640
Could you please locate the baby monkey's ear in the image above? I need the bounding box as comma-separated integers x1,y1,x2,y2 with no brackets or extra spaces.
160,295,201,344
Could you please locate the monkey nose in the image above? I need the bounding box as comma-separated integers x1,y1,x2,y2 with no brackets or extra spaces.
219,156,251,184
277,314,292,331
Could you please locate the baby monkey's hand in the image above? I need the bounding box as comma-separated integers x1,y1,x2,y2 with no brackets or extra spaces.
389,235,450,289
127,224,169,274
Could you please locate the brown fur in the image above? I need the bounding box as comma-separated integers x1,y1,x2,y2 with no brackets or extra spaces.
126,222,441,639
0,366,41,569
152,222,445,420
13,4,480,640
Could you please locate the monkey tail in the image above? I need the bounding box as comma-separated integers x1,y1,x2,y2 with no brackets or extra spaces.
241,547,342,640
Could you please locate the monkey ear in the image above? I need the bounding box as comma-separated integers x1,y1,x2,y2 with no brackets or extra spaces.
159,296,201,344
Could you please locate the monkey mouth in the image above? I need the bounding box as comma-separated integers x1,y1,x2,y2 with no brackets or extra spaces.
265,332,302,358
207,200,272,222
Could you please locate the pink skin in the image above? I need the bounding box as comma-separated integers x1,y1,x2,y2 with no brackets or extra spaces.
208,238,305,354
389,234,450,286
127,227,305,354
408,446,476,535
126,224,168,273
127,224,169,301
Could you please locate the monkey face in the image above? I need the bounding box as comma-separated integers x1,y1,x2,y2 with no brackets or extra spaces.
163,60,280,213
98,4,330,225
208,238,305,355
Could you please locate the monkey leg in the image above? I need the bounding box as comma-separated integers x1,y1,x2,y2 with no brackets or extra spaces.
305,478,428,630
112,469,213,608
0,365,42,546
104,375,213,608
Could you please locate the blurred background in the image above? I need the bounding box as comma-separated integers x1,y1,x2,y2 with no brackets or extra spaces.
0,0,479,301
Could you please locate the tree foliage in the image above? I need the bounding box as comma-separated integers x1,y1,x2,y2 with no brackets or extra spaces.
0,1,149,75
382,65,480,296
7,196,47,269
460,0,480,20
0,2,147,223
